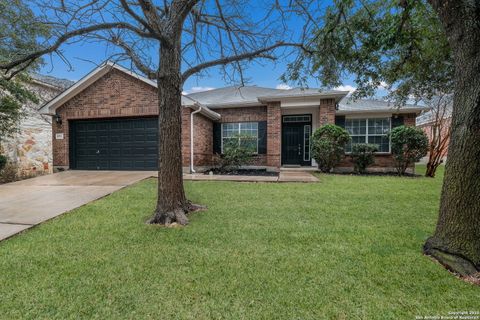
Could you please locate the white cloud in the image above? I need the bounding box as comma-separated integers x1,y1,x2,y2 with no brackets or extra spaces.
183,86,216,94
378,81,388,89
276,83,292,90
334,85,356,94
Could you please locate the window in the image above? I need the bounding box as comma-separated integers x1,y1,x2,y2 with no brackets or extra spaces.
304,125,311,161
345,118,391,153
221,122,259,153
283,115,311,123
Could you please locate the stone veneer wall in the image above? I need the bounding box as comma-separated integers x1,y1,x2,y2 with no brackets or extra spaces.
1,81,63,176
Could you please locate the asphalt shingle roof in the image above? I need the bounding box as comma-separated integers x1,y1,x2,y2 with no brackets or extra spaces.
186,86,279,107
338,98,427,113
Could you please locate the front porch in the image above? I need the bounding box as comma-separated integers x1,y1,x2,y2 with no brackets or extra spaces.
273,98,336,169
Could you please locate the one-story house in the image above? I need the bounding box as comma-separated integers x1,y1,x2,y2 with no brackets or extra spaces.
40,62,426,173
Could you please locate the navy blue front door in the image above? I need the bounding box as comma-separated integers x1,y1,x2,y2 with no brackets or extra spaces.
281,115,312,166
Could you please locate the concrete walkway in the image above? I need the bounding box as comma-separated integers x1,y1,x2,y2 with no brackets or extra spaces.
0,171,155,241
183,170,319,183
0,169,318,241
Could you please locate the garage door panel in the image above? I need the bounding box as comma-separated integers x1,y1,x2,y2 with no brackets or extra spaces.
71,117,158,170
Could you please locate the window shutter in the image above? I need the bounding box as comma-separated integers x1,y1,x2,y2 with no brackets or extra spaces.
258,121,267,154
392,116,404,128
213,122,222,154
335,115,346,128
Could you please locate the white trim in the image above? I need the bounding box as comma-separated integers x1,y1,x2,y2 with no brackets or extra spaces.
258,91,349,103
337,108,425,115
345,117,392,154
220,122,259,154
39,61,221,121
303,124,311,162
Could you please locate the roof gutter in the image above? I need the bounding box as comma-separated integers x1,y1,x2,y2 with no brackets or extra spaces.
336,108,428,115
257,91,349,104
190,106,202,173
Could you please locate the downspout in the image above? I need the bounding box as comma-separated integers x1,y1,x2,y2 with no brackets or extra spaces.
190,106,202,173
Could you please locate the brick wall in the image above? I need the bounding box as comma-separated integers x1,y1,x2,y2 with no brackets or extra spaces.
266,102,281,169
213,106,268,167
182,108,214,168
319,98,336,126
53,69,212,169
214,106,267,122
418,117,451,157
337,112,419,171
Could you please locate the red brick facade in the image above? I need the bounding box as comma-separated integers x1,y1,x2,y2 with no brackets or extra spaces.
50,67,420,173
182,108,214,167
266,102,281,169
337,112,419,171
52,69,212,170
319,98,336,126
213,106,269,167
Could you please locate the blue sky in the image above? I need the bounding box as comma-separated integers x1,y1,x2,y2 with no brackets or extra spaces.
36,1,362,95
39,40,359,94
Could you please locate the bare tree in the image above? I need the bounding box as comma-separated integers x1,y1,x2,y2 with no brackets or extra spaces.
0,0,315,225
421,94,452,178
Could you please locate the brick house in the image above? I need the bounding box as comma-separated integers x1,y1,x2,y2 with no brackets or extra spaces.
416,107,452,159
40,62,426,173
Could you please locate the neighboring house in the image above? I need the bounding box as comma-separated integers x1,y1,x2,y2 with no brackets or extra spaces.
416,107,452,159
1,74,73,176
40,62,426,173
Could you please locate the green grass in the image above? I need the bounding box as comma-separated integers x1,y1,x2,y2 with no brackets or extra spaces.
0,165,478,319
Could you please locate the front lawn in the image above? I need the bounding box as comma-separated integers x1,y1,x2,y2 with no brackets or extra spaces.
0,165,478,319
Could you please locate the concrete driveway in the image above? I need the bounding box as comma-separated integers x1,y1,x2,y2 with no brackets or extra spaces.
0,170,155,241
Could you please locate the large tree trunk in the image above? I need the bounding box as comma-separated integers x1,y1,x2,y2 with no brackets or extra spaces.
149,42,202,225
424,0,480,277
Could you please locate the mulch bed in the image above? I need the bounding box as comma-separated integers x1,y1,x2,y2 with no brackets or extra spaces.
204,168,279,177
328,171,421,177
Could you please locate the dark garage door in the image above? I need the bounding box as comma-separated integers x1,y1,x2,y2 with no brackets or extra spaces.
70,117,158,170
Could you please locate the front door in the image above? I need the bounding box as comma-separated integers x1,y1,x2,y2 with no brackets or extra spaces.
281,115,312,166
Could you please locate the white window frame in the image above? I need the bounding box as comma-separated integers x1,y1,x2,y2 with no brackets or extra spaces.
221,122,259,154
304,124,311,161
345,117,392,154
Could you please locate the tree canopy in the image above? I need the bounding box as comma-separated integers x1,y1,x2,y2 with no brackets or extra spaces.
286,0,454,103
0,0,49,140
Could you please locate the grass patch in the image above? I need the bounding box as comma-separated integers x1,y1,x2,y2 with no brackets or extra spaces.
0,165,478,319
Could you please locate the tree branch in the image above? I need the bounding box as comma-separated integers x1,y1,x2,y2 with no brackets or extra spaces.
0,22,157,73
181,41,304,83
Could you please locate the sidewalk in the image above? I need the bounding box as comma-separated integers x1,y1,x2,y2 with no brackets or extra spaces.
183,170,319,183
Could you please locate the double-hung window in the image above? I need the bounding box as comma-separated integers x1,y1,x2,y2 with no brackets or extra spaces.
221,122,259,153
345,118,391,153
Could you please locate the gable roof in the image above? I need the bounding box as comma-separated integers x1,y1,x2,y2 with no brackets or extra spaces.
186,86,349,108
39,61,220,121
186,86,280,108
30,73,74,90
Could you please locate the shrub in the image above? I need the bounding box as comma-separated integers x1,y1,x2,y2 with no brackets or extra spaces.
0,154,7,171
218,134,254,171
0,161,19,184
351,143,378,174
390,126,429,175
311,124,351,173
